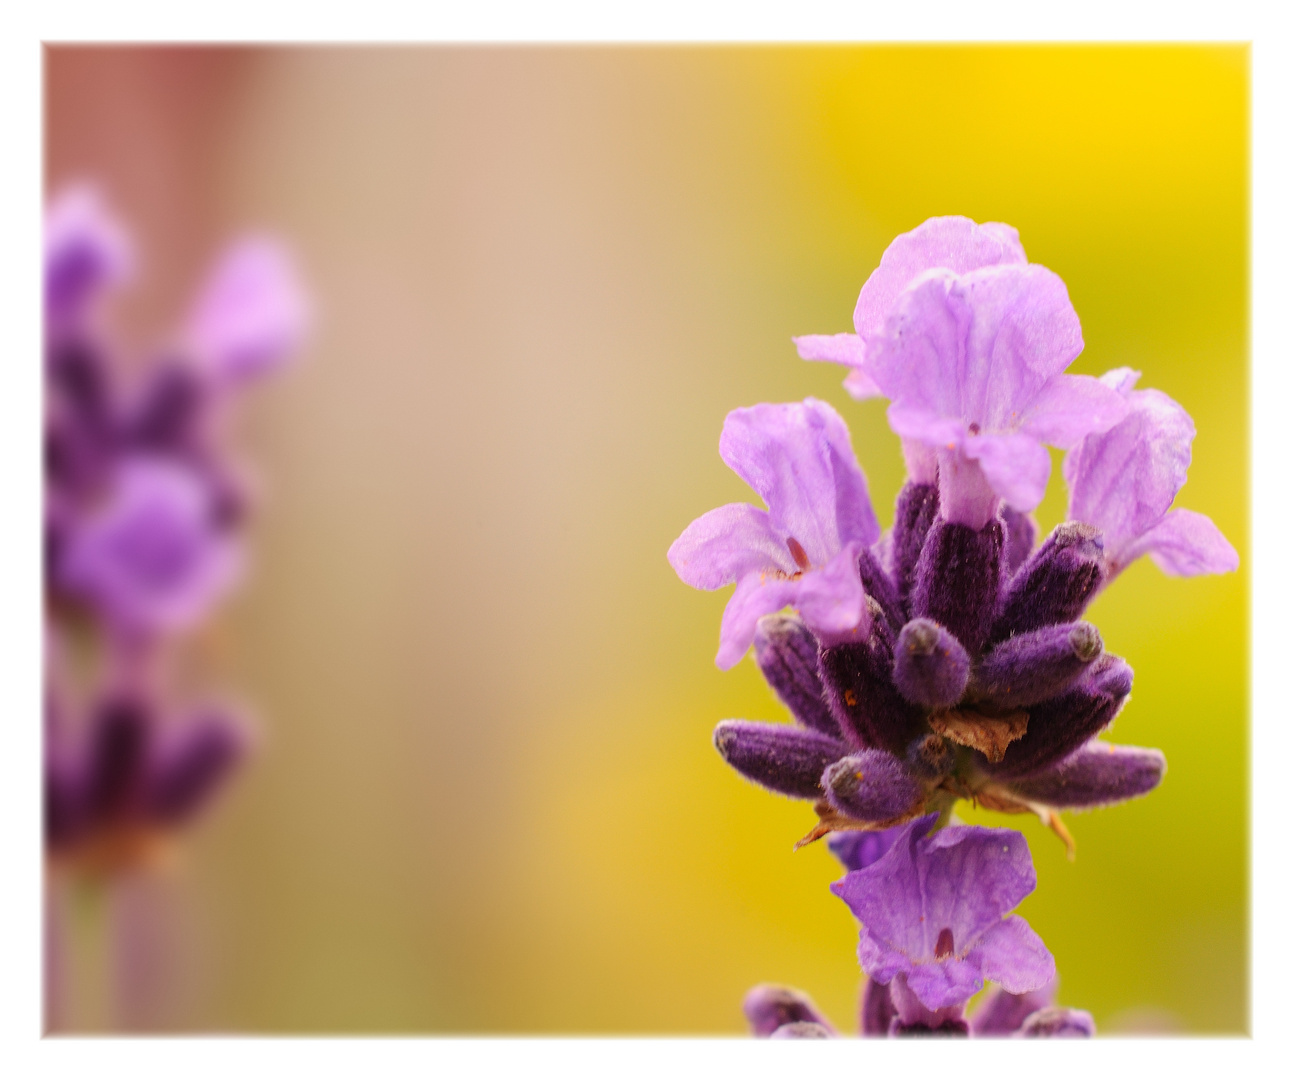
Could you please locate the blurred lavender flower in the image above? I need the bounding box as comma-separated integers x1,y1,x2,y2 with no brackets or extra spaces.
43,184,308,881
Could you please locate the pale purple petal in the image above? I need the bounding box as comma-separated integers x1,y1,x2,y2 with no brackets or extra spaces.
963,432,1052,514
794,542,869,639
715,573,801,670
667,503,791,589
852,216,1027,342
901,956,988,1013
45,185,134,319
793,334,884,400
59,458,242,634
1064,383,1194,557
844,367,884,400
184,237,310,383
718,399,880,562
870,264,1083,435
918,825,1037,952
793,333,865,366
1019,374,1131,449
972,916,1056,995
1123,509,1240,577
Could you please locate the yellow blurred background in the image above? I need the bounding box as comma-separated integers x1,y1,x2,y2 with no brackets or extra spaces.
45,45,1248,1034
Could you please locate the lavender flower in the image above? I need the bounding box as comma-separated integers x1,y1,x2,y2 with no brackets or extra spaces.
57,457,243,636
832,815,1053,1020
668,399,881,668
1063,368,1239,582
45,184,133,328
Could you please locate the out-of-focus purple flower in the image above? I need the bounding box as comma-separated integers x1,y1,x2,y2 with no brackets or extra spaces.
58,457,242,636
1064,368,1238,581
45,184,133,325
794,216,1027,400
668,399,881,669
183,237,311,384
831,814,1054,1014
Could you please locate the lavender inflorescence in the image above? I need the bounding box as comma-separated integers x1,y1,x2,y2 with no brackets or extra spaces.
669,216,1238,1037
44,185,308,876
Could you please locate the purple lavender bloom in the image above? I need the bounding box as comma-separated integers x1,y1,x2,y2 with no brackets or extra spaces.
1064,368,1238,582
668,399,881,669
183,237,311,385
45,184,133,326
794,216,1027,401
743,984,836,1037
831,814,1055,1014
57,457,243,636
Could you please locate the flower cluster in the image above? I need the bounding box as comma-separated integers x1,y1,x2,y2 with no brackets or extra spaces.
669,217,1237,1035
44,185,309,875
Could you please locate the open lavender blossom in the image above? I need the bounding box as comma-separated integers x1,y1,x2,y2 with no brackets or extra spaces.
1063,368,1239,582
796,216,1128,527
832,815,1054,1022
668,399,881,668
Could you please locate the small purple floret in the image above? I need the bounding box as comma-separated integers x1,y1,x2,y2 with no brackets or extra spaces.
822,751,921,824
1064,368,1238,582
1005,742,1166,809
713,720,846,800
892,618,970,709
752,615,838,737
668,399,881,669
911,518,1003,657
743,984,836,1037
831,814,1055,1012
974,622,1103,708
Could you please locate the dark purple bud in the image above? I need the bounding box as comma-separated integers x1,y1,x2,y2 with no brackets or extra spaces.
45,746,87,850
858,547,902,631
986,655,1133,780
822,750,921,824
892,481,939,614
819,632,921,753
860,977,897,1036
1001,505,1038,579
145,709,249,824
904,732,954,782
911,517,1003,657
890,1018,970,1037
1017,1006,1095,1037
127,359,207,451
970,981,1057,1035
769,1022,833,1039
1004,743,1166,809
85,695,151,821
892,618,970,708
743,984,835,1037
974,622,1103,708
713,720,846,800
753,615,838,738
991,523,1105,643
828,824,904,873
48,338,114,435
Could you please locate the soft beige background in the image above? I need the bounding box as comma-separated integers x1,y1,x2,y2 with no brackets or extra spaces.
46,46,1247,1033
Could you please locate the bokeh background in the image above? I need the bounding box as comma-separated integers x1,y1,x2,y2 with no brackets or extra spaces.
44,45,1248,1034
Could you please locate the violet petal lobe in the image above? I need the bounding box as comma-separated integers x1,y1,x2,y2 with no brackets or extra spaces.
667,502,793,589
1121,509,1240,578
971,916,1056,996
792,334,883,399
1004,742,1166,809
713,720,847,800
45,184,134,322
828,824,905,873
